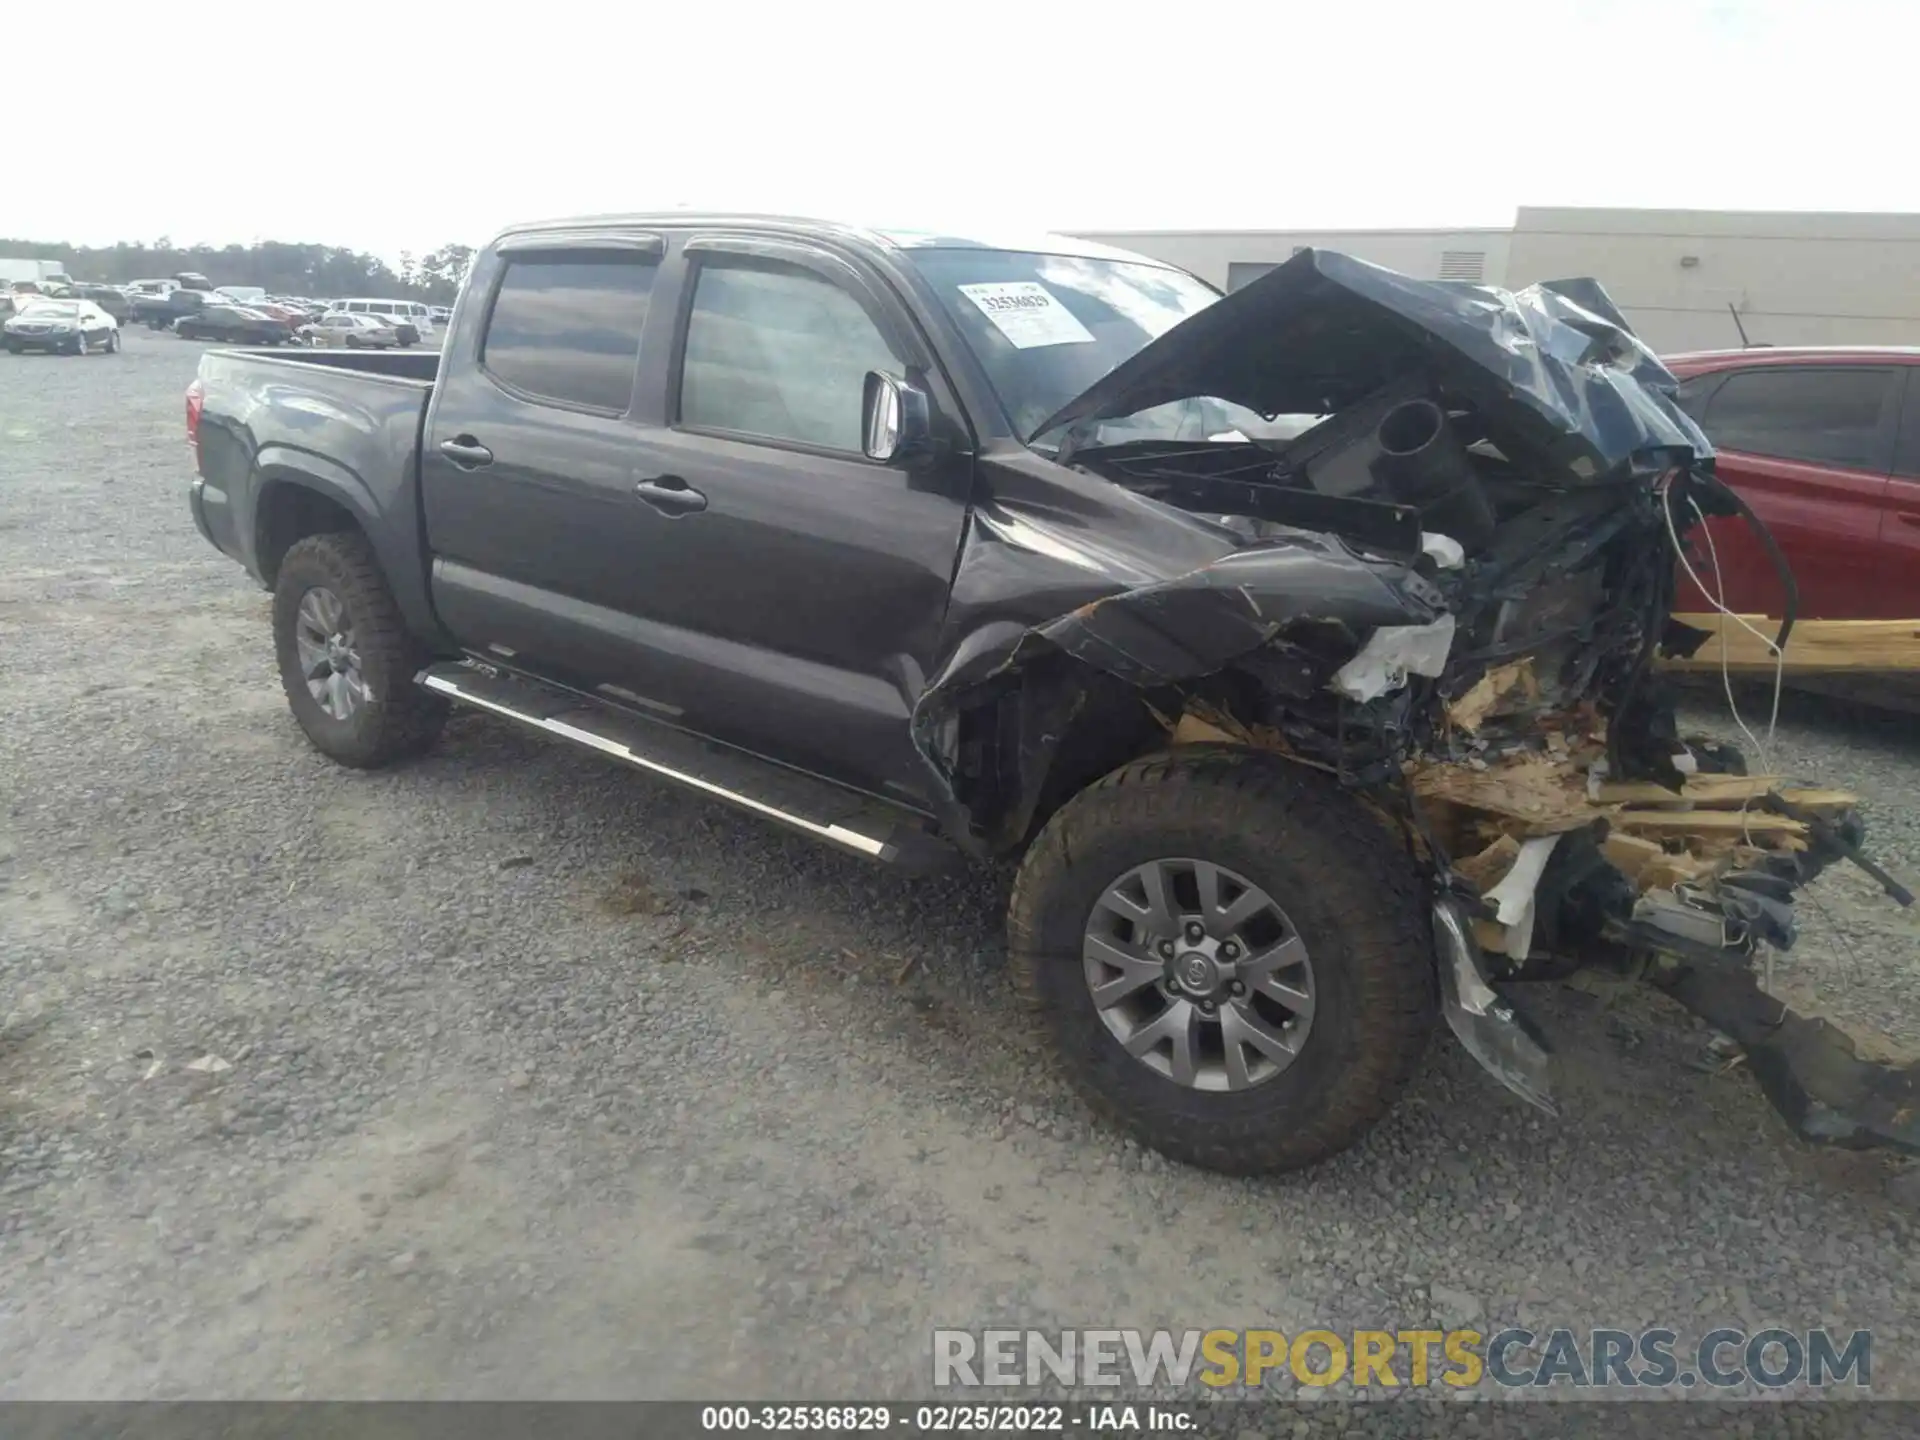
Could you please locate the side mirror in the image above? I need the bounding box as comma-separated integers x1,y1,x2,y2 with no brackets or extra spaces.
862,370,933,466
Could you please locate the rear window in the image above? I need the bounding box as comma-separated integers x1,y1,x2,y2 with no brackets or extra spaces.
480,253,658,413
1696,366,1896,469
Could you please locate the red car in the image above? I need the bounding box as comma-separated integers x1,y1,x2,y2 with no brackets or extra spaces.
1667,347,1920,631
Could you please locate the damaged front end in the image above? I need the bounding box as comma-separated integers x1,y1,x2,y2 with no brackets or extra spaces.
916,248,1917,1156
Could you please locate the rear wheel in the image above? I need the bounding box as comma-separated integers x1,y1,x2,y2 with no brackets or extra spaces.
1008,747,1436,1174
272,531,447,768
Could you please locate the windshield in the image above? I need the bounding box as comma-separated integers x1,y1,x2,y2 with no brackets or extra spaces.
906,247,1264,446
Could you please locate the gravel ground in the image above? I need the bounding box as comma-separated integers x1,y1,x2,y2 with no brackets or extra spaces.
2,329,1918,1410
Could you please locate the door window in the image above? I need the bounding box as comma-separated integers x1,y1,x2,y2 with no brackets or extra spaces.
677,260,899,452
1697,366,1896,470
479,252,659,413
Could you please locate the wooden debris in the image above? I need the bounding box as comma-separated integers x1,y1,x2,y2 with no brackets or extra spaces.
1471,917,1510,954
1600,832,1665,884
1613,808,1808,837
1613,809,1809,857
1663,612,1920,674
1172,711,1243,746
1453,835,1522,894
1595,775,1857,813
1640,849,1721,891
1447,660,1539,733
1411,754,1606,836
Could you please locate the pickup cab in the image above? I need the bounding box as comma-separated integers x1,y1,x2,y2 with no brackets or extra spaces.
186,216,1919,1173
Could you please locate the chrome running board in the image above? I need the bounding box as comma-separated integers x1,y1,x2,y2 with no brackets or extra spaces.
417,662,962,874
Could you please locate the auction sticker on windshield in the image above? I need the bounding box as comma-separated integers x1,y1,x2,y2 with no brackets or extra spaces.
957,282,1095,349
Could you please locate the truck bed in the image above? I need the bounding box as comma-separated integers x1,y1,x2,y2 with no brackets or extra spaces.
212,345,441,384
190,345,441,638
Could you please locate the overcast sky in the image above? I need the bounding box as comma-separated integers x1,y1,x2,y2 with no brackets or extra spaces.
8,0,1909,261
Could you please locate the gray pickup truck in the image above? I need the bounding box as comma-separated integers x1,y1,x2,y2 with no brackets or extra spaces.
186,214,1917,1173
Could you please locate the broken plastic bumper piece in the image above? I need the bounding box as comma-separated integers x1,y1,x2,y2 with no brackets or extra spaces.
1433,898,1556,1115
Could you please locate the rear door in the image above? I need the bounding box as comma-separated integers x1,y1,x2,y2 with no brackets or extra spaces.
421,231,666,692
1677,363,1901,619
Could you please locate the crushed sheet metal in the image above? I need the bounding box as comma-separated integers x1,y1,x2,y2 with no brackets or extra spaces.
1029,249,1713,487
1331,613,1456,702
931,522,1437,699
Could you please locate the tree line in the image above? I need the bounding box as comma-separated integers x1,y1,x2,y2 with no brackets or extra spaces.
0,238,477,304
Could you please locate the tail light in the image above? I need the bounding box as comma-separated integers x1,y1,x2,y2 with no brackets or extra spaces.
185,379,204,462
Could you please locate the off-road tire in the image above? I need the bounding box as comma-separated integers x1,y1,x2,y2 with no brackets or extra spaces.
1008,747,1436,1175
272,531,447,768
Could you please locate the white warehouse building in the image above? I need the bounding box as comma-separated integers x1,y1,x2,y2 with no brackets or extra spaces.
1071,207,1920,354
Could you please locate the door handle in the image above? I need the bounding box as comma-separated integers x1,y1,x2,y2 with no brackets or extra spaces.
634,475,708,516
438,436,493,469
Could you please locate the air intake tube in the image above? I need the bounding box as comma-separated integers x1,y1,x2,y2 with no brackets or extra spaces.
1368,399,1496,553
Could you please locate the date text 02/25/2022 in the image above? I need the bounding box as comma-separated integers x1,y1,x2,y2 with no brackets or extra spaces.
698,1403,1193,1432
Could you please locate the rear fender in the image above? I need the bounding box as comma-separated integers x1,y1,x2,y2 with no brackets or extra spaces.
249,455,439,640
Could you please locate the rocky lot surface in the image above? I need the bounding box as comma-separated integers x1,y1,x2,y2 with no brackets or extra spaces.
2,330,1918,1410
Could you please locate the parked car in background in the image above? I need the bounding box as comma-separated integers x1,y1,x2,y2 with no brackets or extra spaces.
337,298,433,344
215,286,268,305
136,287,214,330
428,305,452,326
4,298,120,355
298,312,397,349
74,284,132,323
173,272,215,292
175,305,294,345
1668,347,1920,631
241,302,310,329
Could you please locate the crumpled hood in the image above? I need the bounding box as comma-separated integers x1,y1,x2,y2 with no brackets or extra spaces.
1031,248,1712,485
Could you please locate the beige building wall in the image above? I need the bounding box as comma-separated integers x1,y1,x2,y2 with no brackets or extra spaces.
1072,208,1920,355
1506,207,1920,353
1067,228,1512,292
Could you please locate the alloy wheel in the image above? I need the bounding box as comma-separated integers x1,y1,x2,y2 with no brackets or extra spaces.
1083,857,1316,1092
293,586,370,721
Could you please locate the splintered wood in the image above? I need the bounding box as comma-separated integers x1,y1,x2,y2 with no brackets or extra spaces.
1409,755,1601,838
1419,750,1857,911
1664,612,1920,673
1595,775,1854,812
1447,660,1540,733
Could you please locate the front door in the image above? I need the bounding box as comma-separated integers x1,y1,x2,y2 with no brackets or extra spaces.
605,237,973,804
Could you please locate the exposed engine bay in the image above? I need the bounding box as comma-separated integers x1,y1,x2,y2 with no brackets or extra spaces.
912,249,1919,1156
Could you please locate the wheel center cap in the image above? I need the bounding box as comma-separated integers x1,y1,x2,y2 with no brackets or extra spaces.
1177,951,1221,994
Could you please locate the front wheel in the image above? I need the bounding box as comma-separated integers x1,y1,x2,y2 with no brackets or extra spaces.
272,531,447,768
105,330,121,354
1008,748,1436,1175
